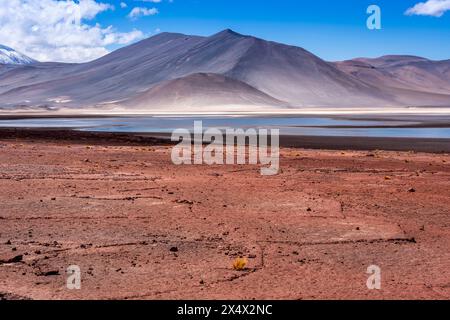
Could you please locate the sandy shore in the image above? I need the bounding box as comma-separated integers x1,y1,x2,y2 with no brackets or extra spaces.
0,129,449,300
1,106,450,117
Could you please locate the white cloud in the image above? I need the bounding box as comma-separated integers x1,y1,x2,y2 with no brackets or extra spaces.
120,2,128,8
0,0,145,63
128,7,159,19
406,0,450,17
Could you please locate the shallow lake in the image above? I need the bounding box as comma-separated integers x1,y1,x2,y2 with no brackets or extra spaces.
1,115,450,139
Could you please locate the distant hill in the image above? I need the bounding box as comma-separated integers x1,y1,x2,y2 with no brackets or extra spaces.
124,73,288,110
334,56,450,106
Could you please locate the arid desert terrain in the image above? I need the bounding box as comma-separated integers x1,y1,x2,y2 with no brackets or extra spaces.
0,129,449,300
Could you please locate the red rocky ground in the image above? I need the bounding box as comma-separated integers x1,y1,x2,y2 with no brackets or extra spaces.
0,134,449,300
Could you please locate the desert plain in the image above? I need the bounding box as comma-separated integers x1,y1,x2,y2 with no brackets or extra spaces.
0,129,449,300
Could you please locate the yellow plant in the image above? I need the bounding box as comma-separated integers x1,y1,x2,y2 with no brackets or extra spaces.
233,257,248,271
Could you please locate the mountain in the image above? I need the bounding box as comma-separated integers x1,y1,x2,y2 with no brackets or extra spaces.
124,73,288,110
154,29,394,107
0,33,206,109
334,56,450,106
0,30,449,112
0,45,36,65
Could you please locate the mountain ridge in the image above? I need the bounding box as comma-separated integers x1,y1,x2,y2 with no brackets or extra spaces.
0,29,449,111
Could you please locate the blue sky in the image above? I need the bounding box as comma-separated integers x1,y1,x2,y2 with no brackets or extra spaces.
1,0,449,62
97,0,450,61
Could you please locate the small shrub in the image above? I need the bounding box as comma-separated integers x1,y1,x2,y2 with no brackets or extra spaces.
233,257,248,271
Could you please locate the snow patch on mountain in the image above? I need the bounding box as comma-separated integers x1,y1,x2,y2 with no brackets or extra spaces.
0,45,36,65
